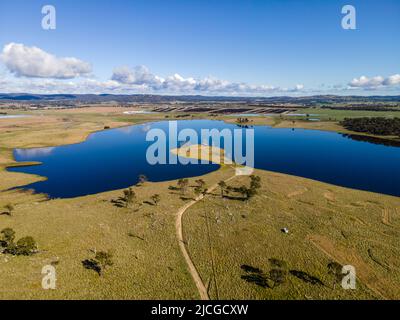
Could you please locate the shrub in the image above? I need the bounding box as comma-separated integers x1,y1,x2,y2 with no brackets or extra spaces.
0,228,37,256
138,174,148,185
327,261,343,288
123,187,136,208
177,178,189,195
0,228,15,246
82,250,113,276
14,237,38,256
269,269,287,288
95,251,113,270
151,194,160,205
218,181,227,197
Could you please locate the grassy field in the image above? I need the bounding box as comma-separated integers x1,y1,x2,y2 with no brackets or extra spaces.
222,111,400,142
295,107,400,121
183,169,400,300
0,107,399,299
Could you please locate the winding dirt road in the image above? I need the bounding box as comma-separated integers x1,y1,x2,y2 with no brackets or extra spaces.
175,174,237,300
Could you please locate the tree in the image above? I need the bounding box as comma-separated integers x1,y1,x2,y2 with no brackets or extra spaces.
95,251,114,271
82,250,113,276
194,179,207,197
340,117,400,137
218,181,227,197
268,258,288,288
269,269,287,288
151,194,161,206
250,175,261,190
327,261,343,289
0,228,37,256
247,175,261,199
195,179,206,189
2,203,14,216
194,187,201,197
177,178,189,195
138,174,148,185
14,236,37,256
123,187,136,208
0,228,15,247
238,185,249,200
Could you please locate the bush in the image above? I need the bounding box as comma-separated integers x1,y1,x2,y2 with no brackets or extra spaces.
151,194,160,205
0,228,37,256
82,250,113,276
269,269,287,288
138,174,148,185
15,237,38,256
0,228,15,246
123,187,136,208
177,178,189,195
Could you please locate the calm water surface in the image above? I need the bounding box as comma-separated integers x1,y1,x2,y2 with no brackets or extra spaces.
8,120,400,198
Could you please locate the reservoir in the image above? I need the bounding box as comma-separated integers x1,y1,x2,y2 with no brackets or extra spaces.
8,120,400,198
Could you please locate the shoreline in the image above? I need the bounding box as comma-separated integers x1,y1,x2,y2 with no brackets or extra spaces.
3,116,400,199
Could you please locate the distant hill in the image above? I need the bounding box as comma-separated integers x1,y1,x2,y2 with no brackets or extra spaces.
0,93,400,106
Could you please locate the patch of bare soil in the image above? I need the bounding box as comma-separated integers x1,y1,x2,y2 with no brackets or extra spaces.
308,234,399,300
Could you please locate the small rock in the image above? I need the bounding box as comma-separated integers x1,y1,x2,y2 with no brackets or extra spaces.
281,228,289,234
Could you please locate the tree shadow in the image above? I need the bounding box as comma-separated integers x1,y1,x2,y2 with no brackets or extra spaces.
111,197,127,208
143,201,155,206
289,270,324,286
241,264,263,274
240,264,272,288
241,274,271,288
82,259,101,276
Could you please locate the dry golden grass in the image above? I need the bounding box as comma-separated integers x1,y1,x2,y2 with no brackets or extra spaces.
182,170,400,300
171,144,232,165
0,108,399,300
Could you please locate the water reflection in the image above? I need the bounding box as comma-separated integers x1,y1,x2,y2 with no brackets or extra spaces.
15,147,55,158
342,134,400,147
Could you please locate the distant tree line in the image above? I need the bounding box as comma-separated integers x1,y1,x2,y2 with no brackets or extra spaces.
340,117,400,137
326,106,400,112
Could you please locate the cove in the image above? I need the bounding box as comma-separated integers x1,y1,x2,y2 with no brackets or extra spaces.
7,120,400,198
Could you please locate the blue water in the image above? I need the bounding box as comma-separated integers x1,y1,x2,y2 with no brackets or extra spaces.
8,120,400,198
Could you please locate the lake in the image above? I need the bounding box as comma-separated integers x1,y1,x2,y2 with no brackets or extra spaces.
0,115,31,119
8,120,400,198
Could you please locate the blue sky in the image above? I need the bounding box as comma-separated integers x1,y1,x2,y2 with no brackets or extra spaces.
0,0,399,95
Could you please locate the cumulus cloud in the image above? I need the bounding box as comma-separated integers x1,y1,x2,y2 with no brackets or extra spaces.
383,74,400,86
111,65,163,87
349,74,400,89
1,43,92,79
110,65,303,95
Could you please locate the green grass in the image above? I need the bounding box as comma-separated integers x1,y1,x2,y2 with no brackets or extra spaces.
295,108,400,121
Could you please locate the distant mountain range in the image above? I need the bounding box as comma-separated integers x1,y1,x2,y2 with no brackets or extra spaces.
1,93,400,105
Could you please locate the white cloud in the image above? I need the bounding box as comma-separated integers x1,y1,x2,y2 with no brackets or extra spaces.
110,65,303,95
111,65,163,87
383,74,400,86
1,43,92,79
349,74,400,89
